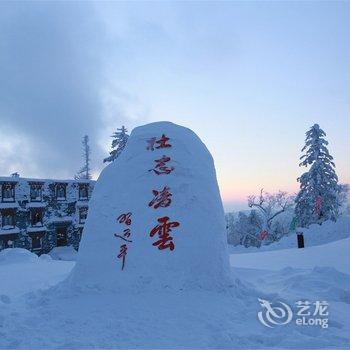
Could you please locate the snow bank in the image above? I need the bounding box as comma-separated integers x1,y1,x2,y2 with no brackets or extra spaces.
0,250,74,297
49,246,77,261
1,217,350,347
231,236,350,273
231,216,350,253
0,248,38,265
39,254,53,261
69,122,231,292
302,216,350,245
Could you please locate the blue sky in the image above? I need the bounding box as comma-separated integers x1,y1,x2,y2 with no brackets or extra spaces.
0,1,349,210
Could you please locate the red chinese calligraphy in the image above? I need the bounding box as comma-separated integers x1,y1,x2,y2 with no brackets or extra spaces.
146,134,172,151
146,137,157,151
117,212,132,225
115,212,133,270
114,228,132,243
155,134,172,149
117,244,128,270
148,186,172,209
149,155,174,175
149,216,180,251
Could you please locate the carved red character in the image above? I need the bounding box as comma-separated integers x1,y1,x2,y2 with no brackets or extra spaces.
148,186,172,209
114,228,132,243
149,156,174,175
149,216,180,251
146,137,157,151
155,134,172,149
117,212,132,225
117,244,128,270
146,134,172,151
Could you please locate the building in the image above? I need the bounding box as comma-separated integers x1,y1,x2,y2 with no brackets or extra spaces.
0,175,94,254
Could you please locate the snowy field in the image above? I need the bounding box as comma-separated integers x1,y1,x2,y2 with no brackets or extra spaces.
230,238,349,273
0,235,349,349
230,216,350,253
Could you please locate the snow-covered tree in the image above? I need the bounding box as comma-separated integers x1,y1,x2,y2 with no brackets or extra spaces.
225,190,294,247
225,212,236,245
248,189,294,232
338,184,349,214
295,124,342,228
226,210,263,247
345,204,350,217
75,135,92,180
103,126,129,163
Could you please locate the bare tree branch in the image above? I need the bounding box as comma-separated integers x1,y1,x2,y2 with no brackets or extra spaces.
247,189,294,230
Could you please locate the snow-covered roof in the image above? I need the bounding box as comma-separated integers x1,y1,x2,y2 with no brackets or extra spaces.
0,177,18,183
49,216,73,223
26,226,47,233
26,202,46,208
0,176,95,204
76,201,89,207
0,176,95,184
0,227,20,235
0,203,19,209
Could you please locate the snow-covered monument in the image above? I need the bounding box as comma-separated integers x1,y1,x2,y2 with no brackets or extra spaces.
70,121,231,292
0,175,94,254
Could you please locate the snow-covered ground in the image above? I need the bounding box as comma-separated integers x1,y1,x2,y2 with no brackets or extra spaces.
231,237,350,273
0,249,74,297
230,216,350,253
48,246,78,261
0,233,349,349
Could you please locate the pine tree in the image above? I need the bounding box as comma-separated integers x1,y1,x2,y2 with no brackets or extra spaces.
295,124,342,228
75,135,92,180
103,126,129,163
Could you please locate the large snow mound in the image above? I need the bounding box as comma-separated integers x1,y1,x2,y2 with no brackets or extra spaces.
49,246,77,261
69,121,231,292
0,248,38,265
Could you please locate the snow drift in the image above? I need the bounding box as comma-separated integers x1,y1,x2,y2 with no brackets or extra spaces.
49,246,77,261
0,248,38,265
69,121,231,292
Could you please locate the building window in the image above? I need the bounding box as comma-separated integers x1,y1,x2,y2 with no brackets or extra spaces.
31,210,43,227
2,213,15,228
56,184,66,200
79,207,88,224
30,184,43,202
31,235,42,250
79,184,89,200
1,239,14,249
2,183,15,202
56,227,67,247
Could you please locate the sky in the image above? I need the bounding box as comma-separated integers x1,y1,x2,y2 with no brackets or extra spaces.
0,1,349,211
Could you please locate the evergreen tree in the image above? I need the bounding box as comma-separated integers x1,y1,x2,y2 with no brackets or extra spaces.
103,126,129,163
75,135,92,180
295,124,342,228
